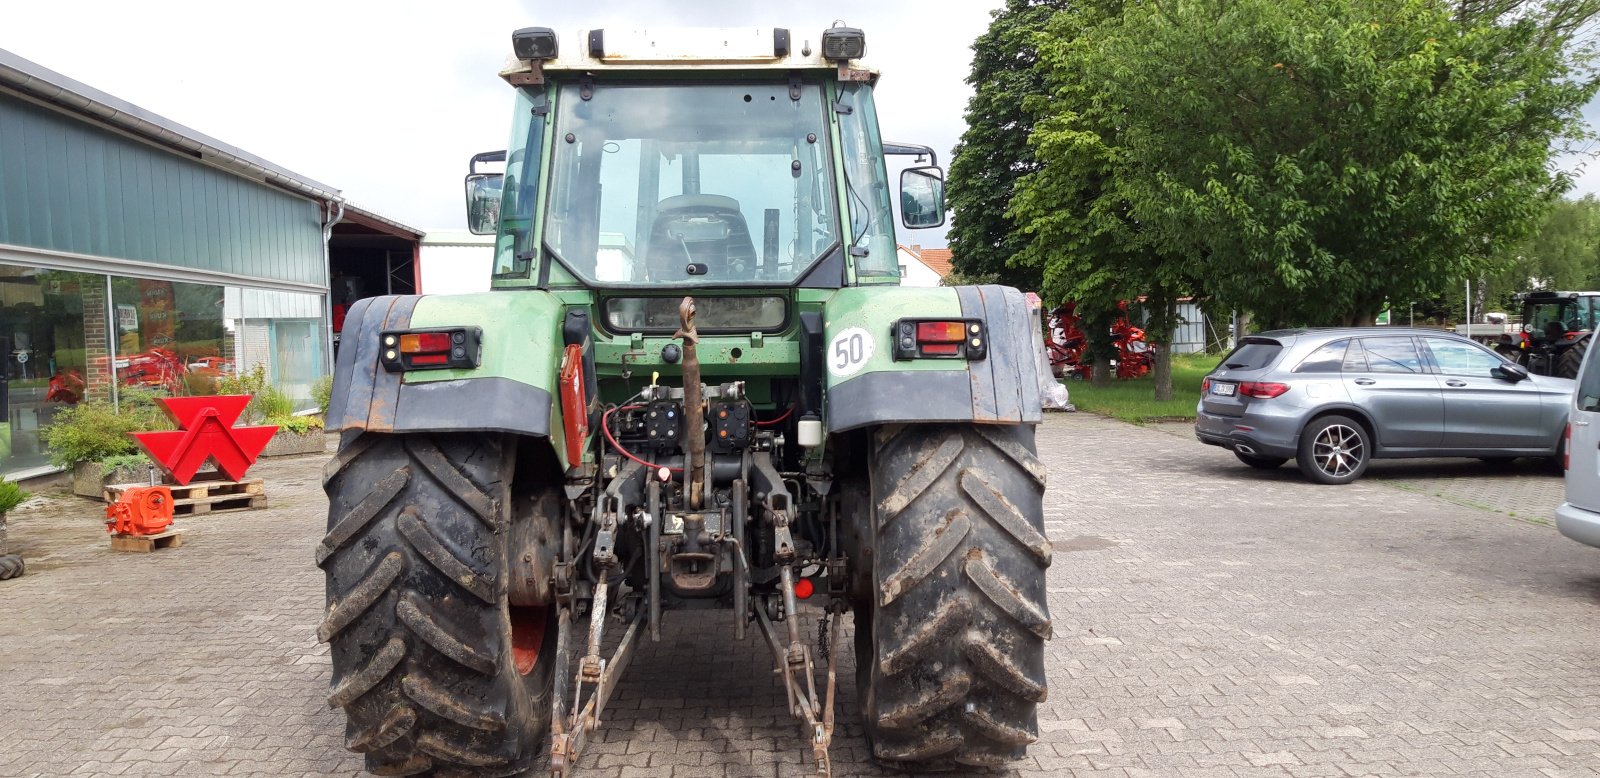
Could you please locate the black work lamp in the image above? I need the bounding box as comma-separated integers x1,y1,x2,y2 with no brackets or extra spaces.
512,27,559,60
820,26,865,61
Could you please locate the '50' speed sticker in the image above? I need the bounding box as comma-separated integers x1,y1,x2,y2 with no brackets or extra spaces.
827,327,874,378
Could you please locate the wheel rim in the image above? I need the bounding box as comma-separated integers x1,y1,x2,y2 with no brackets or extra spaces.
509,605,549,675
1312,424,1363,477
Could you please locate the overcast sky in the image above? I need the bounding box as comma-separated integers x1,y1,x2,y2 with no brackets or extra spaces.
5,1,1596,250
2,1,1000,247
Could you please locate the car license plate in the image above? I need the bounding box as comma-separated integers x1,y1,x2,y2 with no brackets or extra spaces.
1211,382,1237,397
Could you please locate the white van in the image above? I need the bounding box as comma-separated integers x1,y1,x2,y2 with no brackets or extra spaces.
1557,339,1600,547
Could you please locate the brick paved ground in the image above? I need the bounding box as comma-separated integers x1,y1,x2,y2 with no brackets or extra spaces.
2,414,1598,777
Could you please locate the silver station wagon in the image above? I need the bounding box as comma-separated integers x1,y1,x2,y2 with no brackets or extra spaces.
1195,328,1574,484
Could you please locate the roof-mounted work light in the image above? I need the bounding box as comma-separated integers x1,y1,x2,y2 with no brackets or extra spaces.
512,27,559,60
820,25,865,61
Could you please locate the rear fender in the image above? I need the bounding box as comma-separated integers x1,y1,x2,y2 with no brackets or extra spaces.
327,292,563,442
822,285,1043,432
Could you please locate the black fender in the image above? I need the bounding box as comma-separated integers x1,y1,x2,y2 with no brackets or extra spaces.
326,295,554,437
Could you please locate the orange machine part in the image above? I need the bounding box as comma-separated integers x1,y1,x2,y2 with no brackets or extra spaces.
105,486,175,536
558,344,589,467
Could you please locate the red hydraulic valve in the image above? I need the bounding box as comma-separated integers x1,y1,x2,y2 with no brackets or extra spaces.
105,486,175,536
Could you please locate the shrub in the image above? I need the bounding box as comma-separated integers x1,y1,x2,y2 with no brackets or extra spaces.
312,375,335,416
256,385,297,421
217,364,270,423
269,415,325,435
0,481,29,514
183,371,217,396
98,453,153,475
116,387,175,431
39,401,142,468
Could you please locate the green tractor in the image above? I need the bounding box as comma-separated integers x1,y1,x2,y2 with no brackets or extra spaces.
1502,291,1597,379
320,24,1051,777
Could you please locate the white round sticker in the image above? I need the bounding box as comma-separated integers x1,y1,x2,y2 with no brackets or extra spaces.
827,327,875,378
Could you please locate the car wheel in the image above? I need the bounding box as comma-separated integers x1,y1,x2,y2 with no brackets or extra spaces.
1234,450,1288,469
1297,415,1371,485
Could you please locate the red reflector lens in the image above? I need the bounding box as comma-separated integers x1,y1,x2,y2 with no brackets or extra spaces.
409,353,450,366
1239,381,1289,398
794,578,814,599
916,321,966,343
921,343,961,356
400,333,452,353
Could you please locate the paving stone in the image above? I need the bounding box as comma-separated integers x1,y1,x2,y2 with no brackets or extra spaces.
0,416,1597,776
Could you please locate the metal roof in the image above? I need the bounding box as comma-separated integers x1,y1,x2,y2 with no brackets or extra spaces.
341,202,424,239
0,47,341,203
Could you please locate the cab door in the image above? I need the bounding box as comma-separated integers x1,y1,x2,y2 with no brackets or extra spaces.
1420,336,1546,449
1343,336,1443,448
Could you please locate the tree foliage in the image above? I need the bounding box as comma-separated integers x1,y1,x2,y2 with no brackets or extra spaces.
945,0,1069,289
1010,0,1599,329
1481,195,1600,307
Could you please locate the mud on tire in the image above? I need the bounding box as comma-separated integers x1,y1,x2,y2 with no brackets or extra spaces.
858,424,1051,768
319,433,556,777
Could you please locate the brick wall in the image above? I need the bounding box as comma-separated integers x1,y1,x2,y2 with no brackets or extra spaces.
80,279,111,403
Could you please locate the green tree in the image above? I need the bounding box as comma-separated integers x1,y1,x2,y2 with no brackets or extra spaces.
1482,195,1600,308
946,0,1070,290
1008,0,1195,398
1016,0,1598,334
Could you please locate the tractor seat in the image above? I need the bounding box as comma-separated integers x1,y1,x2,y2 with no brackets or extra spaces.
645,194,758,279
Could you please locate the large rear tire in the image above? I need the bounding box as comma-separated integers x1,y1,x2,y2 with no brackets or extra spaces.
859,424,1052,768
319,433,557,777
1558,335,1590,380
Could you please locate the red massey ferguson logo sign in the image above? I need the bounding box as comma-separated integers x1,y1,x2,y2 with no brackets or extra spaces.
131,396,278,485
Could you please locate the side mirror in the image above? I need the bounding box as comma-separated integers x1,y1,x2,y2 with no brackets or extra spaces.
464,150,507,236
1492,363,1529,382
899,166,946,229
464,173,503,235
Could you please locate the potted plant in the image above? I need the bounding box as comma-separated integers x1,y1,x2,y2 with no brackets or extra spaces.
0,480,31,580
39,399,165,498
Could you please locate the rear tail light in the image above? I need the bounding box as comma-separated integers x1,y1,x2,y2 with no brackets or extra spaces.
892,318,988,361
1239,381,1289,398
1564,422,1572,470
381,328,482,372
1201,377,1211,394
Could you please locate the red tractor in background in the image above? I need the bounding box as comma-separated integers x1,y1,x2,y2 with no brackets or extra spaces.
1046,301,1154,379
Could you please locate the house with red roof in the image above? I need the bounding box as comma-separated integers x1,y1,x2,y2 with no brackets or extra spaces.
897,244,953,287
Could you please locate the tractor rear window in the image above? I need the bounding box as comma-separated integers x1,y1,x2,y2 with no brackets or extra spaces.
604,297,786,334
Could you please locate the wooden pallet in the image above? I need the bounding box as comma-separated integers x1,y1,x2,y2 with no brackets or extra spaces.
104,478,267,516
110,529,183,553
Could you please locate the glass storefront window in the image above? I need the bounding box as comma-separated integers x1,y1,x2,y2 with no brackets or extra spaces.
226,288,326,412
111,279,229,398
3,263,328,478
1,265,108,474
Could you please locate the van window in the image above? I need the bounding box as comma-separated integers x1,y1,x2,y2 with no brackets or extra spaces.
1578,340,1600,413
1294,339,1349,373
1216,339,1282,371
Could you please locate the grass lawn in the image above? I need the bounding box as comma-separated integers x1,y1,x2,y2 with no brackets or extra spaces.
1062,352,1218,423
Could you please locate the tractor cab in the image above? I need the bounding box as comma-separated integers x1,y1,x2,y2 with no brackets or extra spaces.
1513,291,1598,378
465,26,938,294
